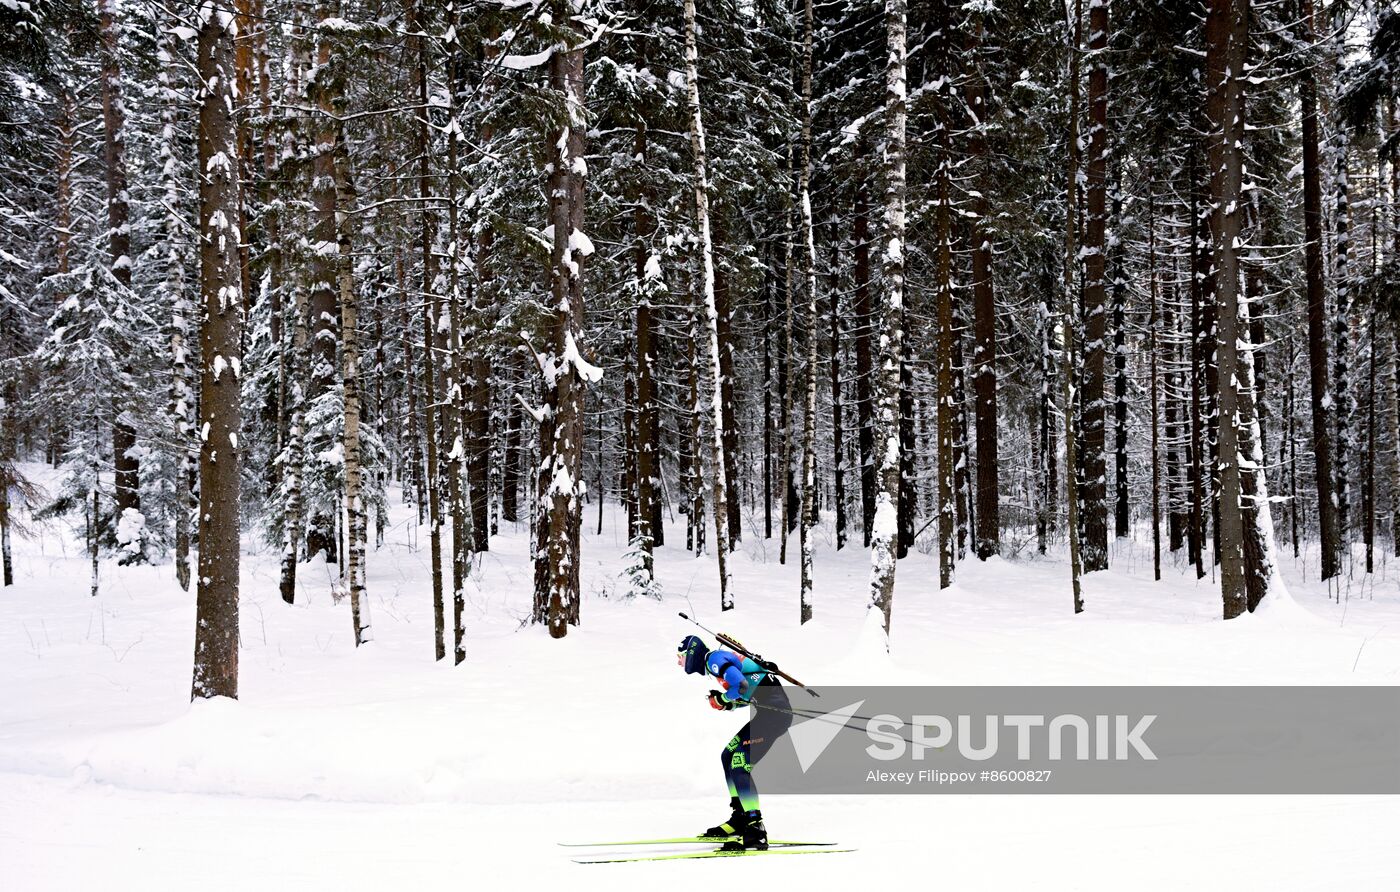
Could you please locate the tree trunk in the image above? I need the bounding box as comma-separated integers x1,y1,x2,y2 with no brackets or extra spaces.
1288,331,1301,557
501,352,521,523
0,404,11,585
277,291,309,606
1365,308,1375,574
1064,0,1085,613
853,168,876,548
399,255,426,522
1036,258,1057,555
191,6,244,700
764,246,775,539
1300,0,1340,580
898,319,916,559
1148,186,1162,580
953,298,972,560
97,0,142,541
334,144,370,645
1393,311,1400,557
445,36,469,663
159,14,194,592
1111,179,1129,539
715,267,740,548
1208,0,1249,620
1165,281,1185,552
632,120,661,565
1078,0,1109,572
868,0,906,639
541,8,591,634
829,220,847,551
934,45,955,588
1188,151,1207,578
779,154,798,563
685,302,706,554
683,0,734,610
798,0,818,623
965,13,999,560
407,0,445,658
305,1,341,565
1331,11,1352,547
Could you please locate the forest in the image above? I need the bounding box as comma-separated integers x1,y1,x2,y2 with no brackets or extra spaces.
1,0,1398,698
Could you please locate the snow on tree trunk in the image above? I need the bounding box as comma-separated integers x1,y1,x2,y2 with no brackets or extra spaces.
1078,0,1110,574
632,122,661,572
1063,0,1086,614
682,0,734,611
445,26,469,661
305,0,342,566
1111,179,1130,540
159,13,194,592
539,5,594,635
1299,0,1341,581
965,11,998,561
0,403,11,586
853,166,876,548
192,5,244,701
1330,0,1352,550
403,0,445,658
798,0,819,624
1188,153,1208,579
828,220,847,551
1036,263,1058,556
277,7,310,608
97,0,142,549
934,48,955,590
867,0,906,640
779,160,797,565
1148,186,1162,580
1207,0,1249,620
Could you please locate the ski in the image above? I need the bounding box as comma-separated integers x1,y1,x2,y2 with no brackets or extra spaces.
560,837,835,848
574,847,855,864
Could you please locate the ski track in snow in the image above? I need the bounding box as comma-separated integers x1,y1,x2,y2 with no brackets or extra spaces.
3,463,1400,888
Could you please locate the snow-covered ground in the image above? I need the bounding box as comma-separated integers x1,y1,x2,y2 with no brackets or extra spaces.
4,462,1400,889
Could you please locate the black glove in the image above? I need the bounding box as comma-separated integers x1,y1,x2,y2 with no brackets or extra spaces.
708,690,740,711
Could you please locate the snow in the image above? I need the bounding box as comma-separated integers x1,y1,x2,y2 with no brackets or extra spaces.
563,332,603,384
500,48,556,71
643,254,664,283
568,229,595,258
2,462,1399,887
114,508,145,553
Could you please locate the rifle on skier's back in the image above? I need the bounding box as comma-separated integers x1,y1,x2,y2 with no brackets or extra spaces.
679,612,818,696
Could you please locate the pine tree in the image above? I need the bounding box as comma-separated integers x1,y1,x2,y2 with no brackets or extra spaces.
797,0,819,623
191,3,244,701
1299,0,1341,580
868,0,906,639
683,0,734,611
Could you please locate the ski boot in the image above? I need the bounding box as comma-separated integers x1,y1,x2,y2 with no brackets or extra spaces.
701,797,748,839
720,811,768,851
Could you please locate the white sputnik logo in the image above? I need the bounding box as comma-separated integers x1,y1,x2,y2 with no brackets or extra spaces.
789,700,867,772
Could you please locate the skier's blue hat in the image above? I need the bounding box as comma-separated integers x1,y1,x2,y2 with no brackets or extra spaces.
678,635,709,675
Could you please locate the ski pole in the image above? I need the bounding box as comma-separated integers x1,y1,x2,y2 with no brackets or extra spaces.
747,699,928,747
678,611,820,696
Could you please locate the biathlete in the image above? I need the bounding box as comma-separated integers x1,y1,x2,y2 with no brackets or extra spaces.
677,634,793,851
